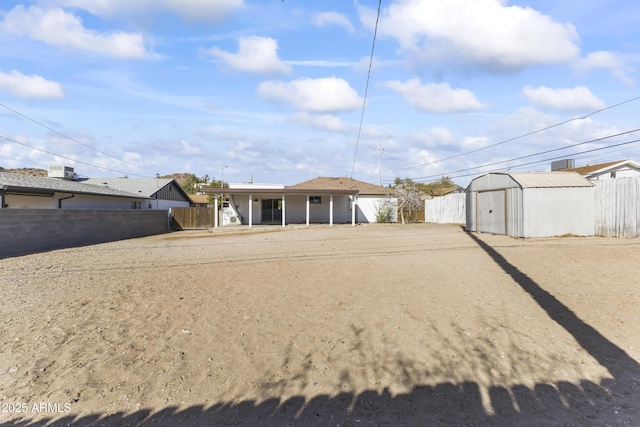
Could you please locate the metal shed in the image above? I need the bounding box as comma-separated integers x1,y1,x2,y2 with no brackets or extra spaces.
465,172,595,237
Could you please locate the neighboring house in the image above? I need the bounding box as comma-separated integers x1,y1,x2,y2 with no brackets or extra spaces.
84,178,192,210
288,177,396,223
200,176,396,227
189,193,213,207
466,172,594,238
0,172,148,209
559,159,640,181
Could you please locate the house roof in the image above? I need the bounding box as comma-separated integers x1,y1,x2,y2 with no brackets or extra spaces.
288,177,391,195
508,172,593,188
0,172,148,198
83,178,186,198
561,159,640,176
190,193,211,204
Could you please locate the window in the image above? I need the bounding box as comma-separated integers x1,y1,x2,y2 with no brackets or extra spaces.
131,201,141,209
309,196,322,204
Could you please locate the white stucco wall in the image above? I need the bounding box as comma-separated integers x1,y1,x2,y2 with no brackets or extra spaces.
357,196,398,223
5,193,147,209
156,199,190,210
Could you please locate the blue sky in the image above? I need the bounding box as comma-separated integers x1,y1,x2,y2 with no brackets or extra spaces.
1,0,639,187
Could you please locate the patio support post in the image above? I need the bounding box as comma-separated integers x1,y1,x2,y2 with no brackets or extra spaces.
352,195,357,226
249,194,253,228
329,194,334,226
214,195,219,228
282,194,286,228
306,194,310,227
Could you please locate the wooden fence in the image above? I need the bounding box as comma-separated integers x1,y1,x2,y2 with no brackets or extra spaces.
170,207,216,230
398,208,425,223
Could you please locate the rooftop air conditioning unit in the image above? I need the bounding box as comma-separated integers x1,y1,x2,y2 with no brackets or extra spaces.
48,165,75,180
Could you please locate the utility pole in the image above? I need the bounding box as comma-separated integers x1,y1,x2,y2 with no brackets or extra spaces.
377,144,384,186
221,165,227,188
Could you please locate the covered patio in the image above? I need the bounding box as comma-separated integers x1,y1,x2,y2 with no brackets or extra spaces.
201,186,359,228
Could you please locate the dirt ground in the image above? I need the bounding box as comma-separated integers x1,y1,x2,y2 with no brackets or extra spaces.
1,223,639,426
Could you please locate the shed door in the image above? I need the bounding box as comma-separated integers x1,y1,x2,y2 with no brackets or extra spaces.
476,190,506,235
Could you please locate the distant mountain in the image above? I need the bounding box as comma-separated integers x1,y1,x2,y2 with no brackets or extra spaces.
158,173,196,187
0,166,48,177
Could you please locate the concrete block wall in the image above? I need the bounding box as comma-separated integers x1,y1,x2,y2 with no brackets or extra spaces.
0,209,169,258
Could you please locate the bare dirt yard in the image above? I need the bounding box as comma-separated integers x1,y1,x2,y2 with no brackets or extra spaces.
1,223,639,426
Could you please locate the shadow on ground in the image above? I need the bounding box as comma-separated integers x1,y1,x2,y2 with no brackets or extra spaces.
5,232,639,426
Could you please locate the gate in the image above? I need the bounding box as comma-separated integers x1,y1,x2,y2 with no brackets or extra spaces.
170,207,216,230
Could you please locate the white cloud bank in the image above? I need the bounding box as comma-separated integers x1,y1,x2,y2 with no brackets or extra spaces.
312,11,355,34
382,79,483,113
42,0,244,22
360,0,580,70
0,6,147,59
257,77,362,113
574,51,637,87
291,112,349,132
207,36,291,75
523,85,605,112
0,70,64,99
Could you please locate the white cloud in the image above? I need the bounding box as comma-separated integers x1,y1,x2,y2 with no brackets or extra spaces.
285,60,357,68
0,6,147,59
291,112,349,132
312,11,355,34
0,69,64,98
207,36,291,75
41,0,244,22
574,51,636,87
360,0,580,70
523,85,605,112
382,78,483,113
257,77,362,113
180,140,201,155
413,127,456,147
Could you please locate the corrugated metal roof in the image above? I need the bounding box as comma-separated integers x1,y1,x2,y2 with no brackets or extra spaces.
0,172,148,198
508,172,593,188
84,178,176,198
288,177,391,195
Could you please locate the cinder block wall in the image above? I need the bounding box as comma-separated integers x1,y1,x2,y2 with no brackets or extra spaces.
0,209,169,258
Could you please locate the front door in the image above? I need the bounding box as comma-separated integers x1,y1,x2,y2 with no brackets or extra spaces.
261,199,282,224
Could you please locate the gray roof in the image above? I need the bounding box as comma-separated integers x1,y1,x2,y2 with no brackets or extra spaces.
508,172,594,188
84,178,177,198
0,172,148,198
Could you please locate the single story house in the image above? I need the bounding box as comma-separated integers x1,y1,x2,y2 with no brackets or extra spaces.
189,193,213,207
83,178,191,210
200,177,396,228
466,172,594,238
559,159,640,181
0,172,149,209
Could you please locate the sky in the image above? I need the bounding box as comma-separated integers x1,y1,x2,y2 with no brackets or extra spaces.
1,0,639,187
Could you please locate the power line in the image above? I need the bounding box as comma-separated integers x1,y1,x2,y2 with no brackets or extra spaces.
417,137,640,183
350,0,382,178
0,102,160,174
409,128,640,181
0,134,155,178
396,95,640,172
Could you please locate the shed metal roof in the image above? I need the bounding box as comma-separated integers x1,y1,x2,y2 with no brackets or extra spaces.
508,172,594,188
